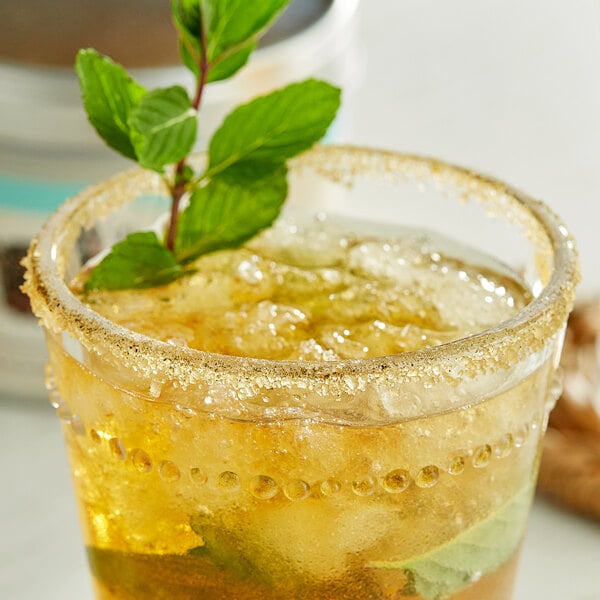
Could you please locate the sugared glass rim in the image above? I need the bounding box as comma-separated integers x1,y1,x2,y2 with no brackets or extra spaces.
24,145,579,393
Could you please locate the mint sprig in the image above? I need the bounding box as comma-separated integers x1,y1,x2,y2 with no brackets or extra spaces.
77,0,341,291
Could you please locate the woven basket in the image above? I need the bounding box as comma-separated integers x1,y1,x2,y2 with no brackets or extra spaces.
538,299,600,519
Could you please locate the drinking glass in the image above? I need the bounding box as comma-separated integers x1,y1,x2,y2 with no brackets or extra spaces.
24,146,579,599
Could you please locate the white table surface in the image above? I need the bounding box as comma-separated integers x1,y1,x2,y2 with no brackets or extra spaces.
2,0,600,598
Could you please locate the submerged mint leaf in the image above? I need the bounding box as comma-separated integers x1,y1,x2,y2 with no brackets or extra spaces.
188,512,272,585
175,162,287,264
207,79,341,176
367,485,533,600
128,86,197,172
84,232,186,291
75,49,147,160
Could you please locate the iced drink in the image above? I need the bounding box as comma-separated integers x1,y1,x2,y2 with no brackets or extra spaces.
24,146,579,599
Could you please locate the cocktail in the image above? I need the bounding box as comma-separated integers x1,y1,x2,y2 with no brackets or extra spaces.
24,144,578,599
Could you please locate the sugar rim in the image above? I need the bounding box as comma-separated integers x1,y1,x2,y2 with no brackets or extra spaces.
24,145,580,392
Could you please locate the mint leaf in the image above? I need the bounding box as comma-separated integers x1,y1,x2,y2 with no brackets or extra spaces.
208,79,341,176
178,39,201,79
175,162,287,264
75,49,147,160
203,0,290,82
188,512,272,585
171,0,202,70
84,232,186,291
367,485,533,600
207,44,255,83
128,86,197,172
172,0,290,82
203,0,290,56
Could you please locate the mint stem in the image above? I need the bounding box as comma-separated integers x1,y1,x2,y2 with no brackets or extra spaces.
166,178,185,251
166,15,210,253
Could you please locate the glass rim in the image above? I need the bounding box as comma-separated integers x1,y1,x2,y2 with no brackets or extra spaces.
24,145,580,393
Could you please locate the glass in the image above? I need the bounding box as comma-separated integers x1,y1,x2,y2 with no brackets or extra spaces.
24,146,579,599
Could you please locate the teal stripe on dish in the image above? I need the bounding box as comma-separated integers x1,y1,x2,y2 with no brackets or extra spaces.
0,173,87,213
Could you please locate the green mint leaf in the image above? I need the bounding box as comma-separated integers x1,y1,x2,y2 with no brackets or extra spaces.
75,48,147,160
207,44,255,83
176,164,196,187
171,0,201,52
203,0,290,62
171,0,202,76
178,39,201,79
188,512,272,585
205,0,290,49
128,86,197,172
172,0,290,82
84,232,186,291
367,485,533,600
208,79,341,176
175,162,287,264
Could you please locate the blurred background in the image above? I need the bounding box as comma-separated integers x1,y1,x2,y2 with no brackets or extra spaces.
1,1,599,598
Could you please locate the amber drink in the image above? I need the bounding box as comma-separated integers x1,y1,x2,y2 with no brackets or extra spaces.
24,147,578,599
